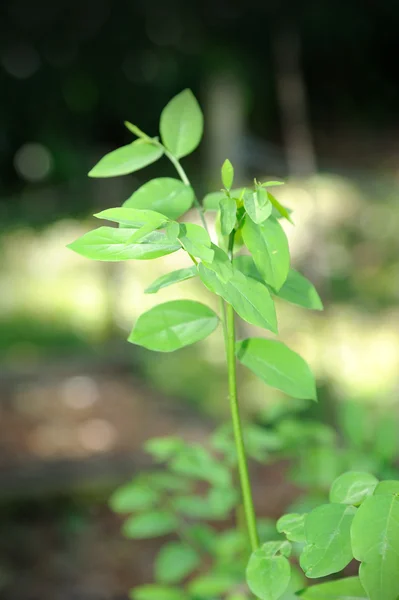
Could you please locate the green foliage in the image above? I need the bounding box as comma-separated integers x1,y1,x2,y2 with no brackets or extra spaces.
89,140,164,177
123,178,194,220
244,187,273,224
160,89,203,158
246,541,292,600
155,542,201,583
276,514,306,543
221,159,234,190
298,577,367,599
329,471,378,505
145,266,198,294
123,511,178,538
220,196,237,236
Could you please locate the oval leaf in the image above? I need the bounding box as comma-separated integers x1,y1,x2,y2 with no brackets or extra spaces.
221,159,234,190
89,140,163,177
145,266,197,294
160,89,203,158
300,503,356,578
329,471,378,506
220,196,237,236
351,494,399,600
275,269,323,310
124,178,194,220
94,207,168,228
236,338,317,400
298,577,367,599
277,513,306,543
155,542,200,583
242,216,290,291
123,511,178,538
129,300,219,352
178,223,214,262
244,188,273,224
203,188,245,211
246,542,291,600
373,480,399,495
109,480,159,513
67,227,181,261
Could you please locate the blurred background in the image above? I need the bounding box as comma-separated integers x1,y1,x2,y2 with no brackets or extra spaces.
1,0,399,598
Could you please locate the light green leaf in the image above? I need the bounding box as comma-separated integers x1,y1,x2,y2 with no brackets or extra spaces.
329,471,378,506
268,193,293,224
221,159,234,190
170,444,231,488
298,577,367,599
94,207,168,228
131,585,187,600
244,188,273,224
67,227,181,261
242,216,290,291
166,221,180,241
144,437,185,461
128,300,219,352
203,188,245,211
199,260,277,333
373,480,399,495
277,513,306,543
89,139,163,177
123,178,194,220
373,413,398,462
261,181,285,188
123,511,178,538
146,472,192,493
219,196,237,236
351,494,399,600
173,487,238,519
246,541,291,600
145,266,198,294
188,574,236,597
178,223,214,262
300,503,356,578
155,542,200,583
236,338,317,400
109,480,159,513
275,269,323,310
160,89,203,158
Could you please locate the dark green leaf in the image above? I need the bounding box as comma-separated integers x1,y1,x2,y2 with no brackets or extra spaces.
221,159,234,190
351,494,399,600
300,504,356,578
89,140,163,177
178,223,214,262
277,513,306,543
129,300,219,352
123,511,178,538
236,338,317,400
155,542,200,583
67,227,181,261
246,541,291,600
160,89,203,158
131,585,187,600
329,471,378,506
244,188,272,224
242,216,290,291
123,178,194,220
298,577,367,599
219,196,237,236
145,266,198,294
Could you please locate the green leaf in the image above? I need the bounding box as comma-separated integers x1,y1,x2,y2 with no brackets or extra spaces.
160,89,203,158
67,227,181,261
219,196,237,236
94,207,168,228
199,261,277,333
144,436,185,461
188,574,236,597
170,444,231,488
109,480,159,513
261,181,285,188
373,480,399,495
131,585,187,600
277,513,306,543
89,139,163,177
246,541,291,600
329,471,378,506
155,542,200,583
221,159,234,190
300,503,356,578
166,221,180,242
123,511,178,538
268,193,293,224
298,577,367,599
236,338,317,400
373,413,398,462
146,471,192,493
275,269,323,310
203,188,246,211
123,178,194,220
242,216,290,291
244,188,273,224
128,300,219,352
145,266,198,294
351,494,399,600
174,487,238,519
178,223,214,262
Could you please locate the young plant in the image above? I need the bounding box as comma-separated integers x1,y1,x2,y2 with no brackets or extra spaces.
67,89,399,599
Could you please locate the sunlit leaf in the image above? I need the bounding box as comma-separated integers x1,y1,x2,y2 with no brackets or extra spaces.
221,159,234,190
236,338,317,400
67,227,180,261
123,178,194,220
274,269,323,310
277,513,306,543
219,196,237,236
145,266,198,294
298,577,367,599
244,188,272,224
94,207,168,228
268,193,293,223
178,223,214,262
129,300,219,352
329,471,378,506
373,480,399,495
246,541,291,600
300,503,356,578
203,188,245,211
89,139,163,177
160,89,203,158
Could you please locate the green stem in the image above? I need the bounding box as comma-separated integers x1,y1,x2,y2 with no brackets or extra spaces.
225,231,259,553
